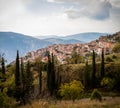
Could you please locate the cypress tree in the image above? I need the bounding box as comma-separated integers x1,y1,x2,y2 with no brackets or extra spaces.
47,52,56,95
21,58,25,90
91,50,96,88
39,65,42,94
51,53,55,94
84,60,89,89
25,61,34,96
20,58,26,105
47,51,51,92
100,48,105,79
0,55,6,92
34,58,42,95
1,57,5,75
71,47,78,64
56,66,61,90
54,66,62,98
15,50,21,101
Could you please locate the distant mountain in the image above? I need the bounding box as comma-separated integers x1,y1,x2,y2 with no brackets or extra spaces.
62,32,108,42
36,32,108,43
36,35,61,39
42,38,83,44
0,32,51,63
0,32,109,63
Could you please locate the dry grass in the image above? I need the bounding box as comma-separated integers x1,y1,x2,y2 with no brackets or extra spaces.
19,97,120,108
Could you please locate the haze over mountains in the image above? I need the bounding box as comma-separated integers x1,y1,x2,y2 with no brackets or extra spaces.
36,32,107,42
0,32,108,63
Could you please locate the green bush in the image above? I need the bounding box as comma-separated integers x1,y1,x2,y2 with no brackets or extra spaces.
112,43,120,53
112,55,117,59
59,80,84,102
91,89,102,102
101,77,115,91
106,57,113,62
0,89,14,108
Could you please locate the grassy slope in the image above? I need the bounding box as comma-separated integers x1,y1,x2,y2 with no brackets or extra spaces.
19,97,120,108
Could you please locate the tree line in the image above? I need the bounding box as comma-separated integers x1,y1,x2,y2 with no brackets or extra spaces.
0,47,120,107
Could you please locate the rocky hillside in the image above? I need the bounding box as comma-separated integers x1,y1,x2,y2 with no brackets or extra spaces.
22,32,120,64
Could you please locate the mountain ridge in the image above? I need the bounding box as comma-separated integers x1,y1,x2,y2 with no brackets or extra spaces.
0,32,52,63
0,31,109,63
36,32,108,42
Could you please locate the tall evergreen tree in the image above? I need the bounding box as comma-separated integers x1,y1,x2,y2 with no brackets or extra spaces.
51,53,56,94
38,61,42,94
1,57,5,75
25,61,34,96
84,60,89,89
91,50,96,88
47,52,56,95
20,58,27,105
100,48,105,79
39,64,42,94
34,58,42,95
15,50,21,101
21,58,25,93
71,47,78,64
47,51,51,92
0,54,6,92
55,66,61,91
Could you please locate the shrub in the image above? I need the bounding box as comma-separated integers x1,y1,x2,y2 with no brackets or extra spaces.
101,77,115,91
59,80,84,102
0,89,14,108
106,57,113,62
112,43,120,53
91,89,102,102
112,55,117,59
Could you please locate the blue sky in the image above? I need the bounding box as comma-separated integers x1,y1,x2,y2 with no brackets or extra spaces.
0,0,120,36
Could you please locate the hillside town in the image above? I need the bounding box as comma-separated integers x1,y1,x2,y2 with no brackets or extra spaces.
22,35,115,64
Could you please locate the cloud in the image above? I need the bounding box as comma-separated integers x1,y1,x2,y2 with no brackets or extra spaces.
110,0,120,7
70,0,112,20
48,0,114,20
0,0,119,36
47,0,86,3
87,0,112,20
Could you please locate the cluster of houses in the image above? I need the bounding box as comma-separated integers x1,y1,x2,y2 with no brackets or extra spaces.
22,37,115,64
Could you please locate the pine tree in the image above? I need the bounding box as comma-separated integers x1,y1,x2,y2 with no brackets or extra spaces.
15,50,21,101
100,48,105,79
91,50,96,88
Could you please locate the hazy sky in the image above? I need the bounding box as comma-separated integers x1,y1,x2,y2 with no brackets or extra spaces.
0,0,120,36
